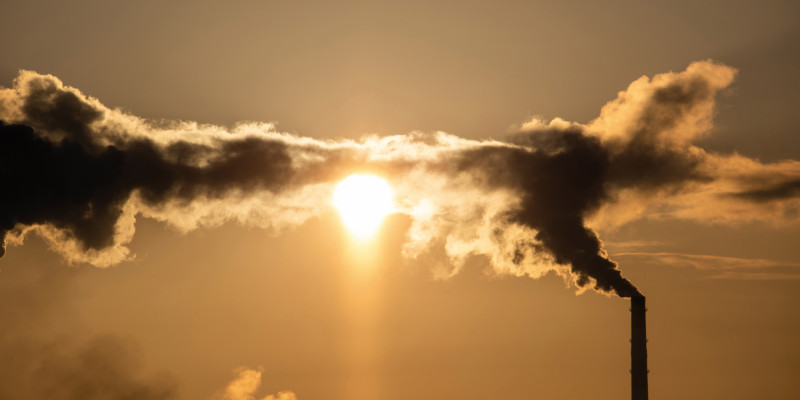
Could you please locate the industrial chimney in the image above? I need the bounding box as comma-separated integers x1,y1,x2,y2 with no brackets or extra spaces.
631,295,648,400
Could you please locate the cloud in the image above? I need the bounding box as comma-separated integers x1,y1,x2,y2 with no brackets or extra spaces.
1,61,799,296
217,367,297,400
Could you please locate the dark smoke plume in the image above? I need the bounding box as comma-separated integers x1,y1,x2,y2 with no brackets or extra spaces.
455,130,639,296
0,121,292,257
2,62,800,297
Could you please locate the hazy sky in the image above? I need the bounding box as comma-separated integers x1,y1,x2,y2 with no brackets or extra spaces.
1,1,799,399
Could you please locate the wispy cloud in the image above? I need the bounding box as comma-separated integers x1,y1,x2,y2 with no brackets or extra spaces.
603,240,667,251
703,271,800,280
614,251,800,280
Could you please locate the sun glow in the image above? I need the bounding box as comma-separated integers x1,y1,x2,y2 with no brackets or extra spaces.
333,174,394,239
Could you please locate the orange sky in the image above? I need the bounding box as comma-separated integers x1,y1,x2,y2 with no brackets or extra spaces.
1,1,799,400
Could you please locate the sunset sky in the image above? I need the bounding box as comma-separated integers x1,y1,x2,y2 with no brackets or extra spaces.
1,1,799,400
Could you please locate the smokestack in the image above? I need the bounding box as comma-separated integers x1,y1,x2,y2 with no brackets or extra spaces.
631,295,648,400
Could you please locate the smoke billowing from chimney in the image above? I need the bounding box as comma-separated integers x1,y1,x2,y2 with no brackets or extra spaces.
2,61,800,297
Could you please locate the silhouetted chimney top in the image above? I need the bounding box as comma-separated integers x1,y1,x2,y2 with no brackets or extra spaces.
631,295,648,400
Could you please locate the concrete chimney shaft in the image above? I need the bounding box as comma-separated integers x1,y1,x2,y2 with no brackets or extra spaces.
631,295,648,400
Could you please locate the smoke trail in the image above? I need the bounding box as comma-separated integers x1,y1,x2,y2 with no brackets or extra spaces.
0,259,291,400
2,61,799,297
0,256,177,400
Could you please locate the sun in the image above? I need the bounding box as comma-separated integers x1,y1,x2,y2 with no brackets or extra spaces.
333,174,395,239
